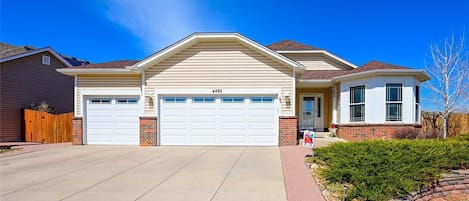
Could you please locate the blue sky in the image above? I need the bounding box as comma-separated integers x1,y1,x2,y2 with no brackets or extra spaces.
1,0,468,110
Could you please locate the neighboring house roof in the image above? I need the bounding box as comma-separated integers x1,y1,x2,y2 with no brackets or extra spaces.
71,60,138,69
0,42,90,67
300,60,430,82
267,40,322,50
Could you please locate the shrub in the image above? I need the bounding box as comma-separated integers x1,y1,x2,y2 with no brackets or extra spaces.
30,101,56,114
313,138,469,201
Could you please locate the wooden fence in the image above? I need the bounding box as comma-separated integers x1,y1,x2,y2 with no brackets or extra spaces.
24,109,74,143
421,112,469,137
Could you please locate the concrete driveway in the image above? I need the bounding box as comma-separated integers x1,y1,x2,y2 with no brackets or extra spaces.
0,146,286,201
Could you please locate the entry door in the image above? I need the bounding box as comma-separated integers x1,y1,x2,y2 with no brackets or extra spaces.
301,97,315,130
300,95,323,131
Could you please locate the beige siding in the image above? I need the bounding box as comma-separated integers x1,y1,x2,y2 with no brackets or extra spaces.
76,75,141,115
144,41,294,116
281,53,350,70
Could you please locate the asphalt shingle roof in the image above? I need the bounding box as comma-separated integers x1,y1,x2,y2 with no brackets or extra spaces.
267,40,322,51
300,60,411,80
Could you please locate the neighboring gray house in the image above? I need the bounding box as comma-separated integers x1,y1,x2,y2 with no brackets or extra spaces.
0,42,88,142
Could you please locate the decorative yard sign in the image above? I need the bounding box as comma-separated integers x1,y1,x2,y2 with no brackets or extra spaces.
303,130,315,148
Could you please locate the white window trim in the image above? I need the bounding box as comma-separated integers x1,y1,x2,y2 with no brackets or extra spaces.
415,84,421,123
385,82,403,122
42,55,51,65
349,85,366,122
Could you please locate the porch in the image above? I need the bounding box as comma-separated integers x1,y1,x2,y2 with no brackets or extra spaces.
295,87,336,133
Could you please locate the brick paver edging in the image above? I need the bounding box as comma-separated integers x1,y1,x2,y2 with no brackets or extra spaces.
280,146,326,201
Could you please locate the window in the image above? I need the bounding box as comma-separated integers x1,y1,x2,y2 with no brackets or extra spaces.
415,85,420,122
386,83,402,121
192,97,215,103
317,97,321,117
350,85,365,122
90,98,111,104
251,97,274,103
222,97,244,103
117,98,138,104
42,55,50,65
164,97,186,103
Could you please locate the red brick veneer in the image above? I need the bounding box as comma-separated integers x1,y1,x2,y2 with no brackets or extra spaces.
279,116,298,146
140,117,157,146
72,117,83,145
336,123,422,141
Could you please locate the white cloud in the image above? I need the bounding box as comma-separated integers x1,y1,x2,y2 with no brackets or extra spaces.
102,0,225,53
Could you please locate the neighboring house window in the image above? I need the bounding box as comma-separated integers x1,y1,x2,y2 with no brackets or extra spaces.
42,55,51,65
350,85,365,122
415,85,420,122
386,83,402,121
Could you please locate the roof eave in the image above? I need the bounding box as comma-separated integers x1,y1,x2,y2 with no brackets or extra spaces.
275,50,357,69
0,47,72,67
297,79,333,87
331,69,431,82
56,68,141,76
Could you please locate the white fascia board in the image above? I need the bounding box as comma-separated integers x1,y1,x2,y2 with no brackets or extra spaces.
332,69,431,82
276,50,357,69
56,68,141,76
130,33,304,70
0,47,72,67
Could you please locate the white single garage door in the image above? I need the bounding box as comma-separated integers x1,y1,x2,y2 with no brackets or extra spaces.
86,96,140,145
160,95,279,146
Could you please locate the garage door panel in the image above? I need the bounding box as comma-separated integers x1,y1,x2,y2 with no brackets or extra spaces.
190,122,217,129
86,96,140,145
160,95,278,146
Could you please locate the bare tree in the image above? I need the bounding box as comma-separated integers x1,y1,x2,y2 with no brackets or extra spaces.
424,32,469,138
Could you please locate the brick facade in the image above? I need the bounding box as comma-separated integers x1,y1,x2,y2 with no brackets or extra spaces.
336,123,422,141
72,117,83,145
140,117,157,146
279,116,298,146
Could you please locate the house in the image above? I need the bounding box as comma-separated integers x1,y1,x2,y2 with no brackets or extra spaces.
0,42,89,142
56,33,430,146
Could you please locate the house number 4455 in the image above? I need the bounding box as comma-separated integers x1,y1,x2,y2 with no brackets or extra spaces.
212,89,222,94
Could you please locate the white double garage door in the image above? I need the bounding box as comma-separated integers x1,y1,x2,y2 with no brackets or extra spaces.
86,95,279,146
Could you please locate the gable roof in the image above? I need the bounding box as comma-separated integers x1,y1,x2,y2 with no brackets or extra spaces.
130,33,304,70
300,60,430,82
0,42,89,67
267,40,322,51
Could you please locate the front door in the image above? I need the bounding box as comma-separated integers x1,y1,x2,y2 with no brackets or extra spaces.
300,95,324,131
